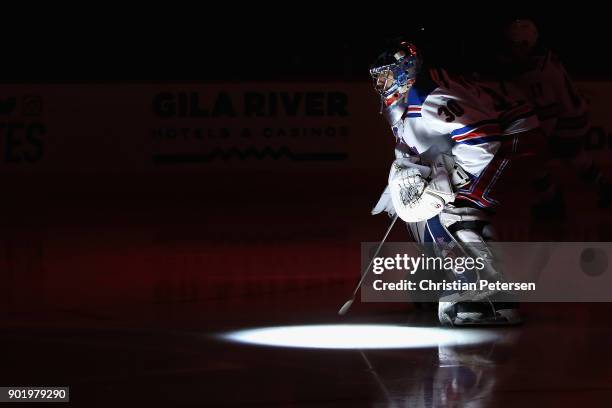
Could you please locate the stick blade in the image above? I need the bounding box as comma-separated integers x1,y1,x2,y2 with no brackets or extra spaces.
337,299,354,316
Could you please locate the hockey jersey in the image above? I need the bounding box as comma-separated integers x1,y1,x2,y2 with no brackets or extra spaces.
496,50,590,147
392,68,539,209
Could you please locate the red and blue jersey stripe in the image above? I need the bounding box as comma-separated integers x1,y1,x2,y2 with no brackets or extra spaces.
450,120,503,145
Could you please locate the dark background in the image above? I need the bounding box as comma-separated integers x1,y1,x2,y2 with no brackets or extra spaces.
4,8,610,81
1,7,612,407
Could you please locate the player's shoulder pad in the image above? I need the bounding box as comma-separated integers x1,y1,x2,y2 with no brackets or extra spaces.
421,88,486,126
421,79,503,139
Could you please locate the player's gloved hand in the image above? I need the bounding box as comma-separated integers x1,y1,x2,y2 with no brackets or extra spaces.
389,157,455,222
372,157,428,218
392,166,428,206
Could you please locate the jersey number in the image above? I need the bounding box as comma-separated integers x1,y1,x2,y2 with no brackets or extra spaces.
438,100,465,122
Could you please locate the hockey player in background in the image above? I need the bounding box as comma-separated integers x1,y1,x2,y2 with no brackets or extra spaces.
369,39,542,326
494,18,611,220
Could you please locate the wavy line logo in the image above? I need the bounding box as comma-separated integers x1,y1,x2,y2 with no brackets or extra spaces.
153,147,347,164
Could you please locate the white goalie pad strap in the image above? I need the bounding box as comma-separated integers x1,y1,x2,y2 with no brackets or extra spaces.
438,154,471,188
450,164,471,188
438,206,492,229
389,156,456,222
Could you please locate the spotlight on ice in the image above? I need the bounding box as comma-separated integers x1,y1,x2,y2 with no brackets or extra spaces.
221,324,501,349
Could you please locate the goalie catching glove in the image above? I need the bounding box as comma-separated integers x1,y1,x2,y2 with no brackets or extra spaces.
385,155,457,222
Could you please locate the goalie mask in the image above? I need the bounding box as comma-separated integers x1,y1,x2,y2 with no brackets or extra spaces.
370,41,422,125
